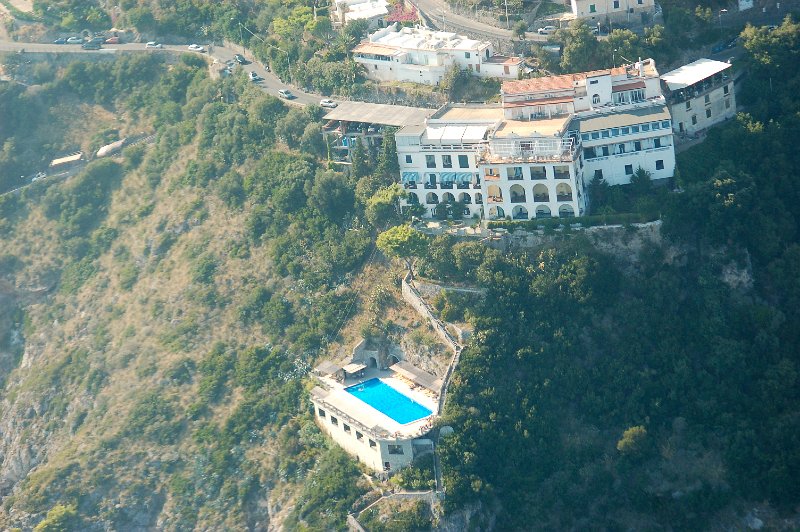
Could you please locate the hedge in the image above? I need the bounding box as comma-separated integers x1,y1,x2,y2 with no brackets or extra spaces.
486,211,659,231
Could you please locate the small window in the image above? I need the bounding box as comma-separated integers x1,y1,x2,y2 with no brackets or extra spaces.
369,439,377,449
706,108,712,118
704,94,711,104
405,155,412,163
601,146,610,156
356,431,363,441
426,154,436,168
465,52,471,59
318,408,326,418
725,99,731,109
601,130,610,138
589,3,596,12
661,120,670,129
638,0,643,4
613,0,620,7
343,423,351,434
631,125,639,133
691,115,697,125
388,444,404,455
330,416,338,426
651,121,660,130
654,138,661,148
621,127,630,134
590,79,599,85
634,141,642,151
625,164,633,175
641,123,650,131
723,84,729,95
458,154,469,168
592,94,600,104
594,169,603,179
686,101,691,110
581,133,590,141
618,143,626,154
591,131,600,139
442,154,452,168
656,160,664,170
611,128,620,136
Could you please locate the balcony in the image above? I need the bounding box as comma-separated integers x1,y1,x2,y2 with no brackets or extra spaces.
472,182,482,189
484,173,501,181
457,182,470,189
487,195,503,203
510,195,526,203
557,193,573,201
534,194,550,202
404,183,418,189
440,182,454,189
424,183,437,189
475,196,483,204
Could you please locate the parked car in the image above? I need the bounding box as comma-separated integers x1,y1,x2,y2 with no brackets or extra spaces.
725,36,739,48
187,44,205,52
82,42,102,50
320,99,338,108
234,54,248,64
31,172,46,183
248,71,261,81
145,41,163,49
104,36,120,44
278,89,295,99
66,36,84,44
88,36,105,45
711,42,726,54
537,26,556,35
53,37,67,44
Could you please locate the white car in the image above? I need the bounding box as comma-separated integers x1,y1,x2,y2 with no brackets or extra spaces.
537,26,556,35
146,41,163,49
248,71,261,81
187,44,205,52
320,99,338,108
66,36,84,44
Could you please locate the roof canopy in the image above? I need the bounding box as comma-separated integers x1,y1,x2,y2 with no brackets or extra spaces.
661,58,731,91
579,104,671,132
392,360,443,392
323,101,434,127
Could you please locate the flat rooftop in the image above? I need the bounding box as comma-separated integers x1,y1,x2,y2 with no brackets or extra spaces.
493,116,571,138
312,376,437,439
323,101,435,127
578,103,671,131
661,58,731,91
432,104,504,122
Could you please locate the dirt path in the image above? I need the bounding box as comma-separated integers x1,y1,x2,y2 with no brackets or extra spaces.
7,0,32,13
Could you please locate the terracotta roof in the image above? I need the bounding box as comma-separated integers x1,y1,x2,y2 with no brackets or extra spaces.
483,54,523,65
612,80,646,92
503,95,574,107
503,74,576,94
353,42,400,56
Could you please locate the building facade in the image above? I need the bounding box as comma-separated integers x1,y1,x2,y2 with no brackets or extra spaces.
353,24,522,86
661,58,736,136
331,0,389,30
570,0,657,24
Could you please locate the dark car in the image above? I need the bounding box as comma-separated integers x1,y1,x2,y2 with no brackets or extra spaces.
82,42,102,50
234,54,248,64
88,36,105,45
711,42,726,54
53,37,67,44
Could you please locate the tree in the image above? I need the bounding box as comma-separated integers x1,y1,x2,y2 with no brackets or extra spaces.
557,21,603,73
375,128,400,180
630,166,652,195
34,504,80,531
365,184,406,228
616,425,647,455
376,224,429,272
308,170,354,221
349,138,371,180
300,122,326,158
513,20,528,40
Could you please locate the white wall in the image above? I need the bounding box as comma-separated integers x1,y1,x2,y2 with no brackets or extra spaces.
670,82,736,135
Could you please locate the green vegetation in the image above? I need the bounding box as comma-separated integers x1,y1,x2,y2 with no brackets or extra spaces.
436,18,800,529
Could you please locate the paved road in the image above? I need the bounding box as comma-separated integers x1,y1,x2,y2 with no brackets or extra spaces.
410,0,549,43
0,40,321,107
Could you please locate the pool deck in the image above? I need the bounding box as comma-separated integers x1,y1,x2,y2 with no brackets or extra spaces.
315,369,438,440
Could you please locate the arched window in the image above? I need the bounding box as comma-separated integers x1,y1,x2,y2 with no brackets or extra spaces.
533,183,549,202
426,192,439,204
592,94,600,105
509,184,526,203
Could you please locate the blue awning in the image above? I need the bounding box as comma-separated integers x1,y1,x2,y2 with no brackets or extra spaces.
456,172,472,183
401,172,419,183
441,172,456,182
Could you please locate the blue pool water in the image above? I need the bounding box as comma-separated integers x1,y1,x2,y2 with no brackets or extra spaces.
346,378,432,424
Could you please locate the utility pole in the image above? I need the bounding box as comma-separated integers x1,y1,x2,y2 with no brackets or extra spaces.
505,0,510,29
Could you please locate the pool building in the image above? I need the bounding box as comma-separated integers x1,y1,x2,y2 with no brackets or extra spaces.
311,360,441,473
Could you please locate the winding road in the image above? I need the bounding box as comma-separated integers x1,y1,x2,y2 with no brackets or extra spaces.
0,40,320,106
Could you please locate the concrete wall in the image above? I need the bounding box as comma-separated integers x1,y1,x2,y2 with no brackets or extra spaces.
401,276,461,356
670,82,736,135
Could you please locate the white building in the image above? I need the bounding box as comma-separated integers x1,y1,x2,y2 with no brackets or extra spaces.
353,24,522,86
660,58,736,136
310,360,439,473
570,0,657,24
331,0,389,29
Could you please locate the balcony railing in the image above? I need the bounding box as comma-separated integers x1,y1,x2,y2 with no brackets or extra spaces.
510,195,526,203
557,193,573,201
554,173,570,180
475,197,483,204
424,183,437,189
457,182,470,189
484,173,501,180
507,173,524,181
440,182,454,189
534,195,550,202
472,183,482,189
404,183,418,189
488,195,503,203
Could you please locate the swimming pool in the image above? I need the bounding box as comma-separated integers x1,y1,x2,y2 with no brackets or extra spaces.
346,378,432,425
